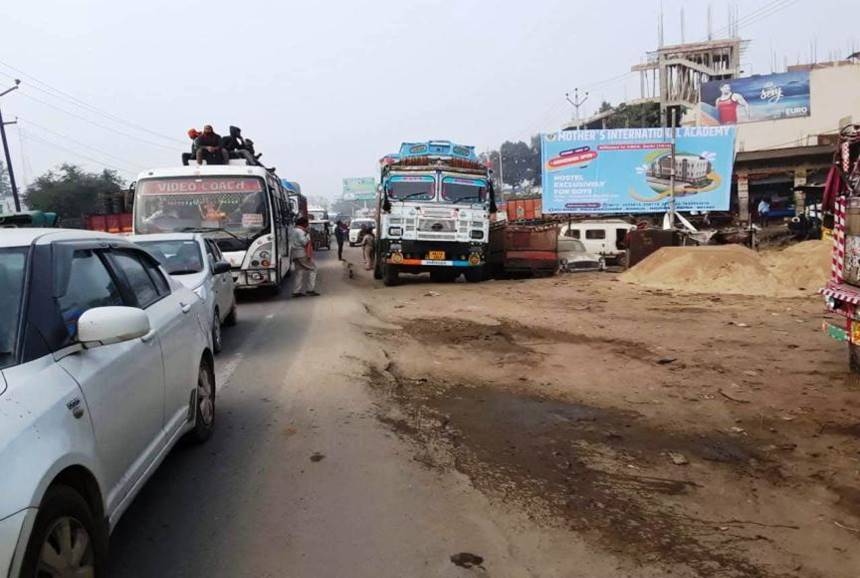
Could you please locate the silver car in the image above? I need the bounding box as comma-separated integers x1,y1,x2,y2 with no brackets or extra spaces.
0,229,215,577
130,233,237,354
558,238,605,272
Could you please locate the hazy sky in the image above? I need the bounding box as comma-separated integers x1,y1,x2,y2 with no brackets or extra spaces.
1,0,857,198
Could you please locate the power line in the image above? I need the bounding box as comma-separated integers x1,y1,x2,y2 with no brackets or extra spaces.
23,129,136,178
711,0,800,38
19,117,147,172
16,89,179,152
0,60,185,146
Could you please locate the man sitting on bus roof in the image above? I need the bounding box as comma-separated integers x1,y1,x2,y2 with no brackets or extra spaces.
221,125,258,165
181,128,200,166
195,125,229,165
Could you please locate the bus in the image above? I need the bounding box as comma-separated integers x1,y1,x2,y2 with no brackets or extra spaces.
131,164,293,290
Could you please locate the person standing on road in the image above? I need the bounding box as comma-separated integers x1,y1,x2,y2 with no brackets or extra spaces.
361,225,376,271
758,197,771,228
290,216,320,297
334,220,348,260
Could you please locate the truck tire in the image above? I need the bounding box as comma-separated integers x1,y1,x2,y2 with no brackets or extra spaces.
464,266,487,283
382,264,399,286
850,342,860,374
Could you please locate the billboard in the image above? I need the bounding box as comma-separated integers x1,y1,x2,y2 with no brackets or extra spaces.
343,177,376,201
541,127,736,214
699,71,811,125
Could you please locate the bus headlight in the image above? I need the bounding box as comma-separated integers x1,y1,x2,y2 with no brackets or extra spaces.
388,226,403,237
470,230,484,240
468,253,482,266
250,242,273,268
391,251,404,264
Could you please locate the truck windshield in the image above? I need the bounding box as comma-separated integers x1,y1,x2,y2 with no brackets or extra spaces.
0,247,28,369
388,176,435,201
441,177,487,204
135,176,269,238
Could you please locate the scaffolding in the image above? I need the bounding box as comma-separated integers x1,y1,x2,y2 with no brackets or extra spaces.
632,38,748,125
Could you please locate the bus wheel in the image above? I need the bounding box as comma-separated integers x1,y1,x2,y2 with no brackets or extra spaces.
382,264,399,286
464,266,487,283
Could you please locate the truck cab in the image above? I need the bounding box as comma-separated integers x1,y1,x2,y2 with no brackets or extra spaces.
374,140,495,285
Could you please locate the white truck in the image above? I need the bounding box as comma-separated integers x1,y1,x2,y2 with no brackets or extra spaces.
374,140,496,285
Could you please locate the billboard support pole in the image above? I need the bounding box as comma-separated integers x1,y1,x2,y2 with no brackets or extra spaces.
668,114,677,230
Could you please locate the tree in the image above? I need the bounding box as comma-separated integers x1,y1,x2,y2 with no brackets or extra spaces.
24,164,126,222
594,101,662,129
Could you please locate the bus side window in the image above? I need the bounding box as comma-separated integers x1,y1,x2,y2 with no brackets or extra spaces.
585,229,605,240
565,228,581,239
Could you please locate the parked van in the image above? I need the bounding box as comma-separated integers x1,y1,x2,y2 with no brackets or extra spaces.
558,219,634,264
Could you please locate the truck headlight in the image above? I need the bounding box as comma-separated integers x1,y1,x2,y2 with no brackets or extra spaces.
470,230,484,240
389,226,403,236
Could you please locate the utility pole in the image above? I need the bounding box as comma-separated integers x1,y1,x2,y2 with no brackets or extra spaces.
668,112,677,229
0,79,21,212
565,88,589,129
498,148,504,190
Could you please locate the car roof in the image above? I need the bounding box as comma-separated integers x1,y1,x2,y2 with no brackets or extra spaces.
128,232,200,243
0,228,132,248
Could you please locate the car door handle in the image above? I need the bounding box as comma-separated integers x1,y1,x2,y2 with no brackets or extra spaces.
180,302,193,314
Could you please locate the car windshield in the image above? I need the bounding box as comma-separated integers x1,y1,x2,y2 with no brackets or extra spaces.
441,177,487,204
136,240,204,275
560,239,587,252
0,247,28,369
135,176,269,238
388,177,435,201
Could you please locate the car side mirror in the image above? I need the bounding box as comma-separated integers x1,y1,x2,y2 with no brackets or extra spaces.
77,306,150,348
213,260,231,275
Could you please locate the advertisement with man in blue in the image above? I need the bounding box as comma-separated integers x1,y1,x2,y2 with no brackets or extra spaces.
699,71,811,125
541,127,736,215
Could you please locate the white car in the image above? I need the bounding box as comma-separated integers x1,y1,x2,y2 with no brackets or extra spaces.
130,233,237,354
348,219,376,246
0,229,215,577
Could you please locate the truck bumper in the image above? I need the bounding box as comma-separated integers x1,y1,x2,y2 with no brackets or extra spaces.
381,240,485,269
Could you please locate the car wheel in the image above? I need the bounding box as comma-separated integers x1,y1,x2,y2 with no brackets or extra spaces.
223,304,237,327
211,309,223,354
20,485,107,578
189,359,215,443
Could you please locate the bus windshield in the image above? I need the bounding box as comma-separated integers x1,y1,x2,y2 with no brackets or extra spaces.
441,177,487,204
135,176,269,238
388,176,435,202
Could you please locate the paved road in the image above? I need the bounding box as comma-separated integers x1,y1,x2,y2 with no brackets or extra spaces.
107,249,600,578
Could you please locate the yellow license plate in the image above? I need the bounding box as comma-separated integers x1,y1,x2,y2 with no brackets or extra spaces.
427,251,446,260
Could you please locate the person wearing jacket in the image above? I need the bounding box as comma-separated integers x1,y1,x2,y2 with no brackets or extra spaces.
195,125,229,165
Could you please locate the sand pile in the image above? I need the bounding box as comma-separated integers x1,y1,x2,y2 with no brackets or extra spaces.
761,240,832,291
620,241,832,297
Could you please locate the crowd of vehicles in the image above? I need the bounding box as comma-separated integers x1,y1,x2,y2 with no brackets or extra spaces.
0,229,214,577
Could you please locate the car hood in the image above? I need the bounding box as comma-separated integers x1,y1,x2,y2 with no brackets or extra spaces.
560,251,600,262
172,271,206,290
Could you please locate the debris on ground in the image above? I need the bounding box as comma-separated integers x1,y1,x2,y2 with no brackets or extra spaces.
668,452,689,465
309,452,325,462
450,553,484,569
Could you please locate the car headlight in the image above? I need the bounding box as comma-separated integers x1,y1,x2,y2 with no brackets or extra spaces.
389,226,403,236
193,285,208,300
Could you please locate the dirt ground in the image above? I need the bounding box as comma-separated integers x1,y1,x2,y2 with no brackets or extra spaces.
348,262,860,578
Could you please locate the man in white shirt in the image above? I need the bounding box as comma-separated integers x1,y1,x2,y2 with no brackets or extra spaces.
289,217,319,297
757,198,771,227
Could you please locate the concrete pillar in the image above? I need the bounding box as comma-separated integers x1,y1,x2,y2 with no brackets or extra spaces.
737,172,750,223
794,168,807,216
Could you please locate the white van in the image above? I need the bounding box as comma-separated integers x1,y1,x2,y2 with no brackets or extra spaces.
558,220,635,263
